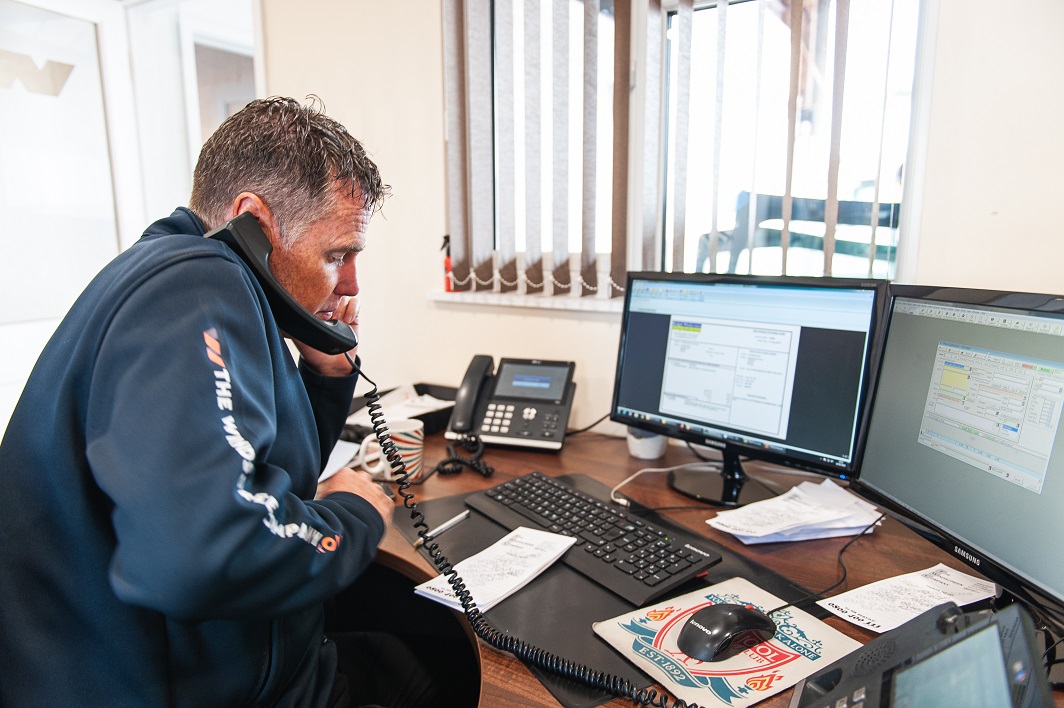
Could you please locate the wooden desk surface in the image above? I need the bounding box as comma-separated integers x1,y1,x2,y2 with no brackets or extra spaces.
375,432,1062,707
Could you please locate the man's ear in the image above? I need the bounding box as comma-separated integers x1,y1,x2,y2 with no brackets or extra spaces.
229,193,282,248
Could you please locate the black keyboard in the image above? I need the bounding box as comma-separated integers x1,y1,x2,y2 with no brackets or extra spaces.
465,471,723,606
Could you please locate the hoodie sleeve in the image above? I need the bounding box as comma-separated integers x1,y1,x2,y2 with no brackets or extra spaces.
86,250,383,622
299,359,359,474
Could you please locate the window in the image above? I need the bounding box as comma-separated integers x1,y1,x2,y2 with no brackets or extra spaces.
665,0,918,278
441,0,922,304
443,0,628,300
491,0,617,296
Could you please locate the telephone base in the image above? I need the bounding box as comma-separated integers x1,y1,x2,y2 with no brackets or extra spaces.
444,430,563,452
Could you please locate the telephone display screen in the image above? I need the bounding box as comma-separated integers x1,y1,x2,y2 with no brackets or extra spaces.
494,362,571,401
889,625,1011,708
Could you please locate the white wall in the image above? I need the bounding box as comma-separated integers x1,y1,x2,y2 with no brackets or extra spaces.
262,0,1064,430
913,0,1064,291
259,1,628,432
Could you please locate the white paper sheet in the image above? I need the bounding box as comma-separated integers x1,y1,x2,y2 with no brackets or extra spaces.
817,563,997,633
414,527,576,612
318,439,360,482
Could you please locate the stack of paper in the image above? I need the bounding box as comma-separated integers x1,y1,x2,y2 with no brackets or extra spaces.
414,527,576,612
346,384,453,428
706,479,880,544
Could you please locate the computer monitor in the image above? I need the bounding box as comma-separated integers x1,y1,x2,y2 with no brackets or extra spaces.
853,285,1064,631
610,272,887,506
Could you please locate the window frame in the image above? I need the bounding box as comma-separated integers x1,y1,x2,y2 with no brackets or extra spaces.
438,0,936,312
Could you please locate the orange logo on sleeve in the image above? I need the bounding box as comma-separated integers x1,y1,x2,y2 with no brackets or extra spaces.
317,535,342,553
204,328,226,368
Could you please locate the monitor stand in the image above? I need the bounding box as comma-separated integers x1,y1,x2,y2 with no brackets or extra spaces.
668,448,777,507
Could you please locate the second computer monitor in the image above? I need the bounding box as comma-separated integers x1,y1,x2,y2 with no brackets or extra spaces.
854,286,1064,628
610,272,886,506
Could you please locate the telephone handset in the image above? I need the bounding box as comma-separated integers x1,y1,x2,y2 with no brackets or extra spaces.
449,355,494,433
445,355,576,451
205,212,358,355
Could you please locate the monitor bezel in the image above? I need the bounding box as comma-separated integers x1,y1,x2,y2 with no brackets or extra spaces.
851,283,1064,630
609,271,889,483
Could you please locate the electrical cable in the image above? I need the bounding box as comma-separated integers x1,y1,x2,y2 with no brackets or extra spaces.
609,462,720,507
348,361,706,708
566,412,609,436
610,461,886,619
765,512,886,616
432,434,494,478
1040,629,1064,687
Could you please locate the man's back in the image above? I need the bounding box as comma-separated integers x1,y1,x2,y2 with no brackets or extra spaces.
0,209,379,707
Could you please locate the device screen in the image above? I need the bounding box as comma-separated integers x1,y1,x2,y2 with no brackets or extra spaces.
612,274,881,474
493,361,573,402
857,294,1064,608
890,625,1011,708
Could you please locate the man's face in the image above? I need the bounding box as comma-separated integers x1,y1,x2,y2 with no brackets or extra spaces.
268,196,370,321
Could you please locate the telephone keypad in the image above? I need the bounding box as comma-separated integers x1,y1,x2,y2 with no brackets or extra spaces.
475,399,573,449
482,403,516,434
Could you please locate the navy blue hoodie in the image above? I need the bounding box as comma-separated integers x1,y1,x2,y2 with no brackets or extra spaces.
0,209,384,707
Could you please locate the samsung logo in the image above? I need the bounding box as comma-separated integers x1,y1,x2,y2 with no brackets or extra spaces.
701,438,726,450
954,546,981,566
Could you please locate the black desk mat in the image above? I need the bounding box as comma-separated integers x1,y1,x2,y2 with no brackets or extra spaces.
393,473,827,708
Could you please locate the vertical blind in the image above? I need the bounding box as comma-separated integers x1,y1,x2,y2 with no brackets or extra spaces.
442,0,915,294
443,0,646,298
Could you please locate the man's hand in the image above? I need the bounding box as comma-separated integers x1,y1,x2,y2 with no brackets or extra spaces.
294,296,360,377
316,467,395,525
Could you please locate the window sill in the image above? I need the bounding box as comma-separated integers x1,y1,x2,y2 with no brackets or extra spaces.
428,290,623,314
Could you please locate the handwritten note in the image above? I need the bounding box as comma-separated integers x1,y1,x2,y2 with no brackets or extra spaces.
414,527,576,612
817,563,996,633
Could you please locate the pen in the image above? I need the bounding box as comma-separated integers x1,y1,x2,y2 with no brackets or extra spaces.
413,509,470,548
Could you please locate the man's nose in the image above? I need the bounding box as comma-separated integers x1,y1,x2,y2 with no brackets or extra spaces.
337,258,359,296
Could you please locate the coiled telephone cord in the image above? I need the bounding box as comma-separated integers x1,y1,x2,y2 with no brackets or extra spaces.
351,366,703,708
432,435,495,478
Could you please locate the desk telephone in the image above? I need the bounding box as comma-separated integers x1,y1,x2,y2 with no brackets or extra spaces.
445,355,576,451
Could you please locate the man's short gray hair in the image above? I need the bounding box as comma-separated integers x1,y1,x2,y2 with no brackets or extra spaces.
189,96,389,242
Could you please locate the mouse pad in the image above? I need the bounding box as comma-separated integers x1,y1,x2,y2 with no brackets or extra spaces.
392,474,827,708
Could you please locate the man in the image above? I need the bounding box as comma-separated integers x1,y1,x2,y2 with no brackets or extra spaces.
0,97,401,706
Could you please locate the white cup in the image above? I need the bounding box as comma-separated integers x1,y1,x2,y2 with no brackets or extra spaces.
626,426,668,460
356,419,426,482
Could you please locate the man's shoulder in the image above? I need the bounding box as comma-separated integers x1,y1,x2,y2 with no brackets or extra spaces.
116,210,244,277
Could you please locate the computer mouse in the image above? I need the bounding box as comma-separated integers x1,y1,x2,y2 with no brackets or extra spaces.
676,603,777,662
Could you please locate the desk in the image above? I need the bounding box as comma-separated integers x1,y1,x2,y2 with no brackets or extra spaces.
374,432,1064,707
